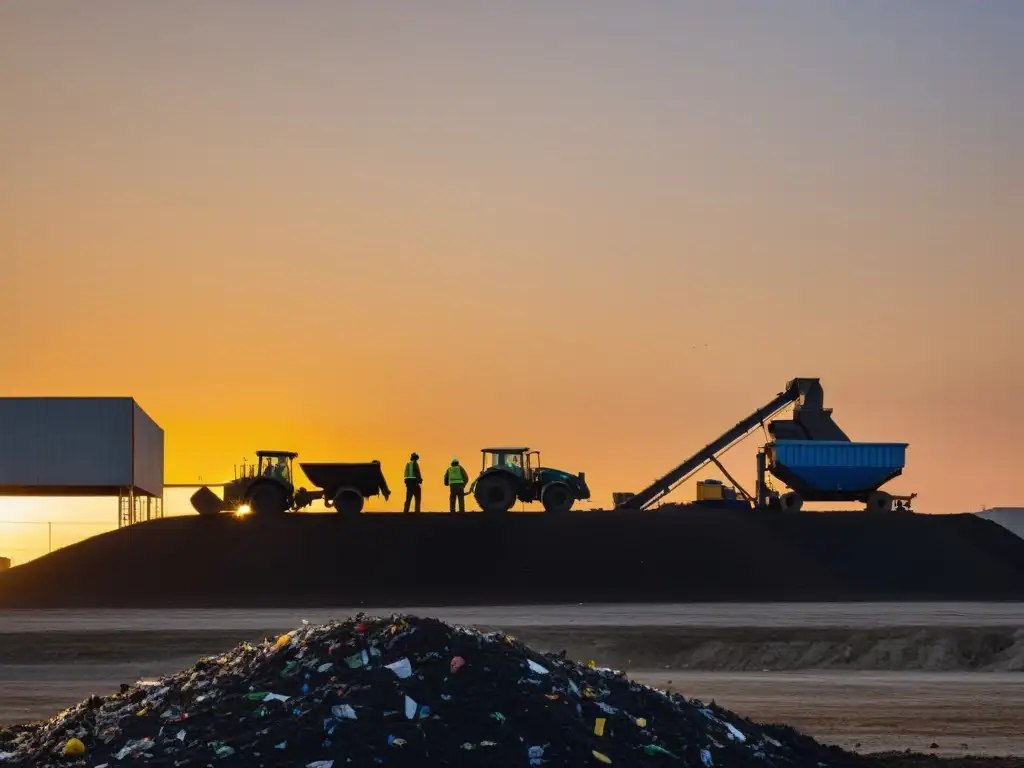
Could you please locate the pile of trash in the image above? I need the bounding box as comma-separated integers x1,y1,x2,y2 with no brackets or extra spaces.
0,615,868,767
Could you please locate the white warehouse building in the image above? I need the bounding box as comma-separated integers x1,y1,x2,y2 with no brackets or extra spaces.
0,397,164,527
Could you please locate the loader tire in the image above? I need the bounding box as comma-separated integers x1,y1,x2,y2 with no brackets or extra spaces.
866,491,894,513
333,487,364,517
779,491,804,513
541,482,574,513
249,482,289,515
474,473,516,514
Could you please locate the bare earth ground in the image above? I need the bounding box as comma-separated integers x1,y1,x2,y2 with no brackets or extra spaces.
1,604,1022,762
4,602,1023,630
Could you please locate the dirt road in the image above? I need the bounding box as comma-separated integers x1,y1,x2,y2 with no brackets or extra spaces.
3,602,1023,631
633,671,1024,757
2,603,1022,758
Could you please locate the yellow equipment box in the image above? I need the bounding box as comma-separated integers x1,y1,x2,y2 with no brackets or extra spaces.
696,480,725,501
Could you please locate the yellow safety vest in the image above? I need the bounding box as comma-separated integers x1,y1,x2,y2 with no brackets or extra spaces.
404,462,418,480
447,466,465,484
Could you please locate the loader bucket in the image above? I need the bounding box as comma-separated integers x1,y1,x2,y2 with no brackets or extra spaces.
191,486,233,516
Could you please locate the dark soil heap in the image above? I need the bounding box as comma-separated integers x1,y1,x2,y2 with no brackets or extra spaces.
3,510,1024,607
0,615,867,768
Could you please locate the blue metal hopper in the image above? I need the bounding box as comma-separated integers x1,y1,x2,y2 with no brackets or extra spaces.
766,441,908,502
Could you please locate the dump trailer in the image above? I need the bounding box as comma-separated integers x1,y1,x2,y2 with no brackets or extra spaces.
189,450,390,517
300,462,391,515
617,378,911,512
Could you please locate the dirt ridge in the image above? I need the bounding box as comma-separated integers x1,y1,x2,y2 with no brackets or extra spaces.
3,626,1024,672
2,510,1023,608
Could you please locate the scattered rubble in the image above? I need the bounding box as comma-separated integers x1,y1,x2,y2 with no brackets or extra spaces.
0,615,869,767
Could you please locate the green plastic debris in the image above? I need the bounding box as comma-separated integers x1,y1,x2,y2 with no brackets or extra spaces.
491,712,506,722
246,692,269,701
643,744,679,759
345,653,365,669
211,742,236,758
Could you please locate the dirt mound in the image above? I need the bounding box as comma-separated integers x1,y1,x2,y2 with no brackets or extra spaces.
2,510,1024,608
514,627,1024,673
0,615,866,768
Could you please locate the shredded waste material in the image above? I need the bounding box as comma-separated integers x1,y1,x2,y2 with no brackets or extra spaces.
0,615,869,767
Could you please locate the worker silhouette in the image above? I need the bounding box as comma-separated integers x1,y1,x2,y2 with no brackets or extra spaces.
403,452,422,513
269,458,288,483
444,458,469,514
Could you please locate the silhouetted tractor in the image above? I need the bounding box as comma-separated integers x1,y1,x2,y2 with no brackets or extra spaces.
190,450,390,517
470,447,590,514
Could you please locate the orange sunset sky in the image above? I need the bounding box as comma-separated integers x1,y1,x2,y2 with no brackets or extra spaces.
2,2,1022,564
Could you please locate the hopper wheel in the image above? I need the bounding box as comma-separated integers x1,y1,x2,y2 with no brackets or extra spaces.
866,491,894,513
333,487,365,517
779,491,804,513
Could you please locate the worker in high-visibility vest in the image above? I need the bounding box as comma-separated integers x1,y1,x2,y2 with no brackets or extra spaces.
443,458,469,513
403,452,422,514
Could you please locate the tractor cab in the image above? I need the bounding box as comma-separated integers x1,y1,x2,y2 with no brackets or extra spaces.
256,450,297,489
481,447,537,480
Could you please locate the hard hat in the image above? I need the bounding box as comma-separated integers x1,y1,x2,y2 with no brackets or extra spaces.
411,452,419,460
451,458,459,465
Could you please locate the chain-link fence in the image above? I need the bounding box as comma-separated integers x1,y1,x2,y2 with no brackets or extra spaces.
0,520,117,567
0,490,203,567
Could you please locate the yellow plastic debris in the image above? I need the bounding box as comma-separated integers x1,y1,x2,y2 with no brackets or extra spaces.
136,708,148,717
587,659,597,669
635,717,647,728
64,738,86,756
594,717,606,736
274,633,291,649
593,750,612,764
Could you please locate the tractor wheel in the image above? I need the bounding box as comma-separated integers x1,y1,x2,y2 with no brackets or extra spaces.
333,487,364,516
249,482,289,515
541,483,574,513
866,491,894,513
474,474,516,514
779,491,804,513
